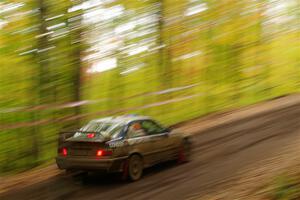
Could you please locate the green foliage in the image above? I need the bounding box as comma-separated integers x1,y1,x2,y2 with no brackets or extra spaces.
269,175,300,200
0,0,300,173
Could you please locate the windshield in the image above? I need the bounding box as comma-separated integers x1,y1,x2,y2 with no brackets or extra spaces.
73,121,124,139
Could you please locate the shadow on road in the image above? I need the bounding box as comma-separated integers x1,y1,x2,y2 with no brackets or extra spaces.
79,160,179,186
1,160,181,200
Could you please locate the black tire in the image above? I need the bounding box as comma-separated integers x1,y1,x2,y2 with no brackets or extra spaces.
178,139,191,163
128,154,143,181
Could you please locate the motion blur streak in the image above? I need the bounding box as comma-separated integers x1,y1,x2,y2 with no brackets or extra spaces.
0,0,299,187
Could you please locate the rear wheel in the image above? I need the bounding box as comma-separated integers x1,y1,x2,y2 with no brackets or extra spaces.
178,139,191,163
127,154,143,181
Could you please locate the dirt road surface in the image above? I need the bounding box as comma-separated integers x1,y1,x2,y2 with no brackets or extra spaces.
2,95,300,200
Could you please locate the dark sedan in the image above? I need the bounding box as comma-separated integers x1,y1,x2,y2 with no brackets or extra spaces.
56,115,191,181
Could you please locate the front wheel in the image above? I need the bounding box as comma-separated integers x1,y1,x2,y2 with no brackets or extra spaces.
127,154,143,181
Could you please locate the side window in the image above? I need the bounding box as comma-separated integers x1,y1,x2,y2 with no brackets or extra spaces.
141,120,165,135
127,122,147,138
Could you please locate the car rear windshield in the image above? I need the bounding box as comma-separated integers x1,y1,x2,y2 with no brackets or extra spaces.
74,121,124,139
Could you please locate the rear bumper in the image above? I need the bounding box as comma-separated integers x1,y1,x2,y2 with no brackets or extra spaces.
56,156,127,172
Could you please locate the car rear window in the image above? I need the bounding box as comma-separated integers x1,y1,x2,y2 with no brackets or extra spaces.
74,122,124,139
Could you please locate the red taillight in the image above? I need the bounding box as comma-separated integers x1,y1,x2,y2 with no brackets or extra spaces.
62,147,67,156
96,150,104,156
87,133,95,138
96,149,112,157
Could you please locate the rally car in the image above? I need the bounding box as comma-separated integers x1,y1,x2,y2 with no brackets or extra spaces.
56,115,191,181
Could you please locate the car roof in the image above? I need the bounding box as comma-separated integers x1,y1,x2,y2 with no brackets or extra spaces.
90,115,152,125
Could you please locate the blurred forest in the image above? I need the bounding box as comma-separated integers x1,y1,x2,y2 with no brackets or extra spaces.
0,0,299,173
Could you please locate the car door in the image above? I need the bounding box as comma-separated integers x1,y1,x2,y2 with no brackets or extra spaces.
125,121,157,167
140,120,177,163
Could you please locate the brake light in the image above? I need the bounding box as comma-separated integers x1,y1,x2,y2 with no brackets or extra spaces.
96,149,112,157
87,133,95,138
62,147,67,156
97,150,104,156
